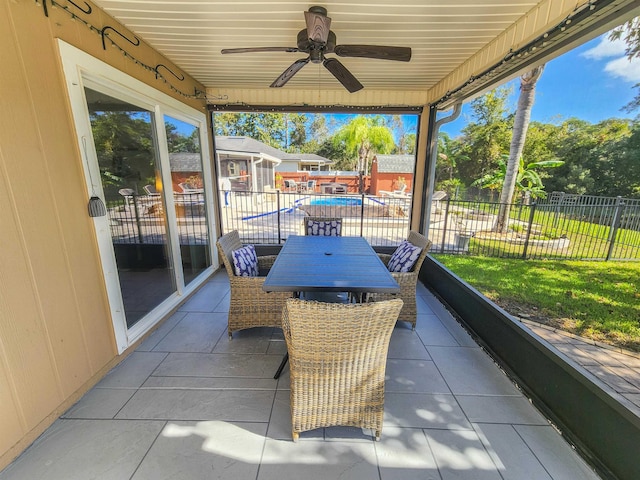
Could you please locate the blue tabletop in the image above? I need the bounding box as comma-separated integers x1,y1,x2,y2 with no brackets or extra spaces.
262,236,400,293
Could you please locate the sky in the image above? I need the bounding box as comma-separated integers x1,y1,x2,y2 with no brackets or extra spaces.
440,31,640,138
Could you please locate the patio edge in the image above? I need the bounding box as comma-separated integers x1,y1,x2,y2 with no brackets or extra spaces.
420,255,640,480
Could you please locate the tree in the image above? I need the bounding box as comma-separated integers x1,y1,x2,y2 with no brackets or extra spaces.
286,113,309,150
213,112,287,148
609,17,640,112
89,110,155,196
496,65,544,233
456,87,513,186
472,155,563,201
332,116,395,174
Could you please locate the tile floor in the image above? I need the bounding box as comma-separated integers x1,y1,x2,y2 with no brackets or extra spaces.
0,270,603,480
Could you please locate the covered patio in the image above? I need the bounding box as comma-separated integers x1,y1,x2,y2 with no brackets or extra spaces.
0,270,600,479
2,0,640,478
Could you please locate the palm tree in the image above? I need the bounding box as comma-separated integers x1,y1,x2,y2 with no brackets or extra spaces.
496,65,545,233
333,116,395,175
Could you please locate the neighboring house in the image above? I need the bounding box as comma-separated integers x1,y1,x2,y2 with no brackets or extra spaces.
215,136,284,192
277,152,333,172
215,136,333,190
168,152,204,192
370,154,416,195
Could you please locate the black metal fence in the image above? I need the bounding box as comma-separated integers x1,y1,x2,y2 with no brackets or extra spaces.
111,189,640,261
219,189,639,261
220,190,411,246
431,195,640,260
109,192,209,246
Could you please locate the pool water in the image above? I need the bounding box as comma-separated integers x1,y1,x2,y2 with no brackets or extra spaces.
309,197,362,206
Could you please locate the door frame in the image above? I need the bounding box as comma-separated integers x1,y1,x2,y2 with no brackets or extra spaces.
59,40,218,353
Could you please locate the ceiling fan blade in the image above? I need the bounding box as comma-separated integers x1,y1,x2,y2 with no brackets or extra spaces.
323,58,363,93
270,58,310,88
304,9,331,44
334,45,411,62
221,47,299,54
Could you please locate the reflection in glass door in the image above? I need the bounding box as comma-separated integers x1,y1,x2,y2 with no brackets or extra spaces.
165,116,212,284
85,88,176,328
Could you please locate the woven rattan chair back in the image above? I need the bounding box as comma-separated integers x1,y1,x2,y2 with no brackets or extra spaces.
216,230,243,276
216,230,292,338
282,297,403,441
371,230,432,329
304,216,343,236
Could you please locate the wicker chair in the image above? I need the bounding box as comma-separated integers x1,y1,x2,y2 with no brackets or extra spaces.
303,216,343,236
282,297,403,442
370,230,432,329
216,230,292,338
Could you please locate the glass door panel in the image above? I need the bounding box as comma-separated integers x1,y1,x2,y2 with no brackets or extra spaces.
164,115,212,285
85,87,177,328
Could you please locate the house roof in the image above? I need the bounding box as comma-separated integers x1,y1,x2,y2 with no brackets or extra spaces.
282,152,333,165
215,136,286,161
374,154,415,174
215,136,331,165
169,152,203,172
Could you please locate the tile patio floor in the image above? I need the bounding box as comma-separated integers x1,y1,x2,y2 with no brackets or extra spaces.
0,270,604,480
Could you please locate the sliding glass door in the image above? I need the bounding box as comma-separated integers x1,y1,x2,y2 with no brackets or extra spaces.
85,88,178,328
165,116,212,285
60,40,216,352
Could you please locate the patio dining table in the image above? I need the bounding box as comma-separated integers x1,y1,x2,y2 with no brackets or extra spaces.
263,235,400,378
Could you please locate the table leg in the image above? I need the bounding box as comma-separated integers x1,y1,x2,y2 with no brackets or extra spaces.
274,353,288,379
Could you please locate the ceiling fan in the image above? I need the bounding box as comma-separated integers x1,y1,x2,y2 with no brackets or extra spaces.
221,6,411,93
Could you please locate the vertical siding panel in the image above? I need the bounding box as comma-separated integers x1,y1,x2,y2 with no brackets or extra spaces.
10,0,93,398
0,0,66,427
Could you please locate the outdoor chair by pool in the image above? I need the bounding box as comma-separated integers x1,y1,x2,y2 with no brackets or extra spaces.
282,298,403,441
305,180,316,192
216,230,292,338
304,216,342,236
143,184,160,196
283,179,298,192
370,230,432,329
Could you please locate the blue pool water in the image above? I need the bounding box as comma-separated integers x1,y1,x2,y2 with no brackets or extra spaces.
309,197,362,206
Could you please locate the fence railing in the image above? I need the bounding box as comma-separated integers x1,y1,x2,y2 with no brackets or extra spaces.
220,190,411,246
108,192,209,246
109,189,640,261
431,197,640,260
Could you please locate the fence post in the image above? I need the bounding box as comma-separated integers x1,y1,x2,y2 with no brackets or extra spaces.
553,192,564,228
132,194,144,244
522,202,537,259
360,193,365,237
607,196,623,243
440,197,451,253
606,197,624,261
277,191,282,244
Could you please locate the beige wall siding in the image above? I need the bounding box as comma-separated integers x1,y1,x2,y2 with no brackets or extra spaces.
0,0,207,467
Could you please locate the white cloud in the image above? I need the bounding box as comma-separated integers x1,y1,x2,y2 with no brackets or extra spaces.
581,36,626,60
581,35,640,83
603,56,640,83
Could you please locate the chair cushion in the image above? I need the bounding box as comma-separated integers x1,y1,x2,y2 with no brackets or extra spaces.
306,220,341,236
232,245,259,277
387,240,422,273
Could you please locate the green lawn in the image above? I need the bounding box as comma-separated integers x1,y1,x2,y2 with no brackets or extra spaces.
431,255,640,352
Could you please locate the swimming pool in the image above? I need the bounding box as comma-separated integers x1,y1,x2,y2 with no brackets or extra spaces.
309,197,362,206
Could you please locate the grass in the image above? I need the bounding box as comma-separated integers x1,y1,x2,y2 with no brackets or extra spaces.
431,255,640,352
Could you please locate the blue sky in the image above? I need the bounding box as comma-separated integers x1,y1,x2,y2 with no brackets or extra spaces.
440,31,640,138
